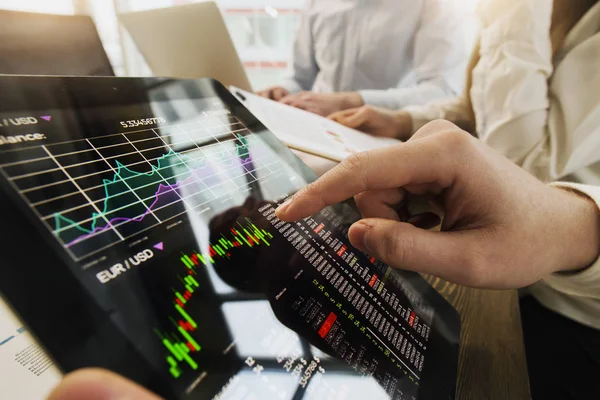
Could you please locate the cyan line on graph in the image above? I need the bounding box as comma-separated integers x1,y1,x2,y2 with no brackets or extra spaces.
54,135,252,238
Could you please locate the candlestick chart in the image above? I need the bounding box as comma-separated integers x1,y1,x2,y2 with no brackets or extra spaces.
158,218,272,378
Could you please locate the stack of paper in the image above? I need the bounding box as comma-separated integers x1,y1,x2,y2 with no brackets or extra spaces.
231,88,400,162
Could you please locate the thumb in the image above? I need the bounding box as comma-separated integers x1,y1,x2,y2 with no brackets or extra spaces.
341,109,368,129
348,218,477,284
328,108,355,122
327,110,344,121
48,369,163,400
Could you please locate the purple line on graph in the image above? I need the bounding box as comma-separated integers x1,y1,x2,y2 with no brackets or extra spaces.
65,155,253,248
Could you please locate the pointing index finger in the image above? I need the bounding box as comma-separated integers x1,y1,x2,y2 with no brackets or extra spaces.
276,137,455,221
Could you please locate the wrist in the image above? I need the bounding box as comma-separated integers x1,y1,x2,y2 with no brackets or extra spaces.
392,111,413,140
339,92,364,110
550,186,600,274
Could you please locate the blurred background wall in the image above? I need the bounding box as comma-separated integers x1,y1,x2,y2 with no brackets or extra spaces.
0,0,480,89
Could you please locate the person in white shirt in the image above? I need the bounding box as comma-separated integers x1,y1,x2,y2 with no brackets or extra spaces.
47,121,600,399
257,0,466,117
330,0,600,185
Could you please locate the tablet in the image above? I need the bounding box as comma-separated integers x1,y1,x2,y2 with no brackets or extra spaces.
119,2,252,91
0,77,460,400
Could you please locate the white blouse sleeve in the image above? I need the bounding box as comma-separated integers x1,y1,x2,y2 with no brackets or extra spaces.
530,182,600,329
403,95,473,133
544,183,600,299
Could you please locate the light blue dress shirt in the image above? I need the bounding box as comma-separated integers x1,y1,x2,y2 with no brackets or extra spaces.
282,0,467,110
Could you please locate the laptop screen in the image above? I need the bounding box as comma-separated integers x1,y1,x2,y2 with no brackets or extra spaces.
0,11,114,76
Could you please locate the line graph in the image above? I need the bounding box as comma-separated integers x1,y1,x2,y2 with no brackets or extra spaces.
0,115,289,261
54,136,252,247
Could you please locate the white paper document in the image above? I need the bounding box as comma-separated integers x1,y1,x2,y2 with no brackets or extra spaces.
230,87,400,162
0,298,62,399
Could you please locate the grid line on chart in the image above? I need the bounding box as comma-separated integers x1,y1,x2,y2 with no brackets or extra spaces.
47,155,279,230
58,124,236,246
152,127,216,198
86,138,162,225
7,131,245,182
175,125,223,198
69,165,279,247
210,118,262,180
41,145,126,242
16,137,243,194
193,120,244,191
120,132,193,210
179,122,260,183
80,168,278,265
234,117,275,175
33,148,256,210
0,160,80,262
0,121,245,162
0,115,286,261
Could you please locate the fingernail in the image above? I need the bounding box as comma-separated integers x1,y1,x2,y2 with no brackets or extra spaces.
349,221,371,251
275,199,292,217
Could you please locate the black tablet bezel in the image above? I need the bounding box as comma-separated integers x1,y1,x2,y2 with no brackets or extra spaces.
0,76,460,399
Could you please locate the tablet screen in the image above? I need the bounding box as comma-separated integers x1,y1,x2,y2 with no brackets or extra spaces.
0,77,459,399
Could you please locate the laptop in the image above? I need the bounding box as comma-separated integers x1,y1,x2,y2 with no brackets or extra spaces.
0,10,114,76
0,76,459,399
119,2,253,91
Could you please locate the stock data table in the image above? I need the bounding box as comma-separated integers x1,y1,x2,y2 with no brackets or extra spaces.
292,150,532,400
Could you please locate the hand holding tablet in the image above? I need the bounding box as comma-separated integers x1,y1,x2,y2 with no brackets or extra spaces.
277,120,600,288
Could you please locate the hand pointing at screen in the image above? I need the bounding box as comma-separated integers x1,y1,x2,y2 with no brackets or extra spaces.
48,121,600,400
276,120,600,289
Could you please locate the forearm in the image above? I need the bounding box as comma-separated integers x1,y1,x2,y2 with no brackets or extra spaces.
403,95,474,134
359,77,458,111
530,183,600,329
549,184,600,276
